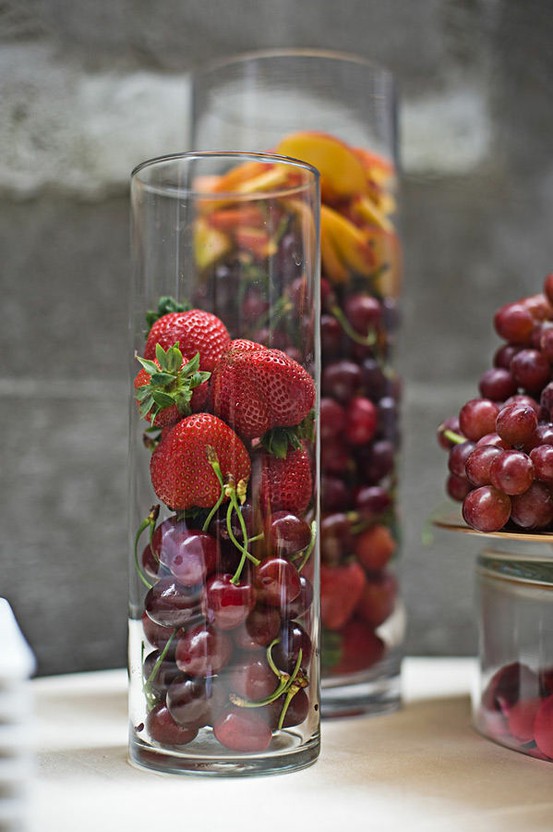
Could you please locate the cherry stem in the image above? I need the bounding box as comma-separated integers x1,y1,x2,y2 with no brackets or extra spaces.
202,450,226,532
228,643,305,711
330,302,376,346
205,447,259,583
227,488,260,584
134,505,159,590
444,428,466,445
297,520,317,572
143,629,176,707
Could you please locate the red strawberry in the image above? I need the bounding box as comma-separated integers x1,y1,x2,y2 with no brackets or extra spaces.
355,570,397,628
257,446,313,516
144,309,231,371
134,345,210,427
150,413,251,511
330,618,385,676
211,340,315,440
320,561,367,630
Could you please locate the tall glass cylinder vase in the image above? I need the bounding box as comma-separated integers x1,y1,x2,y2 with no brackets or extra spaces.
190,50,404,716
129,151,320,775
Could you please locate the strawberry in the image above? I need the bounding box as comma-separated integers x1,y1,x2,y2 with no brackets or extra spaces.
211,340,315,440
144,309,231,371
150,413,251,511
355,570,397,628
134,344,210,427
324,618,385,676
320,561,366,630
256,445,313,516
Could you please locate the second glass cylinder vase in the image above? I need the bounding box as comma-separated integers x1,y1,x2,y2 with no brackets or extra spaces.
129,151,320,775
190,49,404,717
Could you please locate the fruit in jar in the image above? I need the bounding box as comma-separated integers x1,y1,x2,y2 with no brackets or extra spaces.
150,413,251,511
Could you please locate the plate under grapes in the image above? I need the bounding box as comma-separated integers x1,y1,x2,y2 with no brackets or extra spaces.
431,502,553,544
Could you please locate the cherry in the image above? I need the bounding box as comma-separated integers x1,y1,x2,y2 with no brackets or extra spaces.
144,577,205,629
142,650,181,698
320,397,347,441
359,439,395,484
321,314,343,357
159,524,218,586
175,624,232,677
322,360,361,402
345,396,378,445
256,558,301,609
141,610,176,651
480,662,538,712
270,688,310,729
286,575,314,620
534,695,553,758
145,703,198,746
224,657,277,701
166,674,212,727
213,708,272,752
267,511,311,557
321,475,349,512
361,357,388,402
355,485,392,518
320,513,353,565
343,294,382,336
272,622,312,673
321,437,350,475
209,502,255,544
232,606,282,651
206,573,256,631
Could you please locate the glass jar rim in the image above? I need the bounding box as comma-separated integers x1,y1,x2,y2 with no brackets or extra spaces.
477,550,553,588
191,47,395,87
131,150,320,201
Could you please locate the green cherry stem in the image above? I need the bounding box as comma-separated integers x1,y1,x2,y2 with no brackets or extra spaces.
133,505,159,590
330,302,376,346
443,428,466,445
143,629,177,707
297,520,317,573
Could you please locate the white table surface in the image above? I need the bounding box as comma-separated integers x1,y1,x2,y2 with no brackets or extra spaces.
29,658,553,832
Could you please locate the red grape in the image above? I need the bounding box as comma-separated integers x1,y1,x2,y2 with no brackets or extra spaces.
462,486,511,532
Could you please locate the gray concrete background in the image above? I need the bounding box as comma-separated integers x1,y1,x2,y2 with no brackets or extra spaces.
1,0,552,674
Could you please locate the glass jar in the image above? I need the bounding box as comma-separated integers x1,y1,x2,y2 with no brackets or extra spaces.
128,151,320,775
190,49,404,717
475,543,553,762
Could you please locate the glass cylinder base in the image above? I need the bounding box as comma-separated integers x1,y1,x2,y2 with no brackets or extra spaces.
321,652,401,718
129,731,320,777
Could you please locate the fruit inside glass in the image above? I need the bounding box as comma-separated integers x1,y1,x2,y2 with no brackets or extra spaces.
475,546,553,762
128,151,321,776
190,50,404,716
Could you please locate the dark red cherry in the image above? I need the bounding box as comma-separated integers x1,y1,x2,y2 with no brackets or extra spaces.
144,577,205,629
175,624,232,677
166,674,212,727
232,606,282,651
145,703,198,746
213,709,272,752
256,558,301,609
206,573,256,631
267,511,312,557
159,525,218,586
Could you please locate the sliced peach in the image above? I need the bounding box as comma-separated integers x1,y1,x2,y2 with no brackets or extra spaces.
366,226,402,297
321,204,375,283
234,227,278,259
353,147,396,183
194,216,232,271
276,131,368,202
211,161,267,193
351,195,394,233
208,204,265,232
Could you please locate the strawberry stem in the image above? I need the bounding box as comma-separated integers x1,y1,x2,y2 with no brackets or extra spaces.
134,505,159,590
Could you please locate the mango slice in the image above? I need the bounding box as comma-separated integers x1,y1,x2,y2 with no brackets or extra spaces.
276,131,368,202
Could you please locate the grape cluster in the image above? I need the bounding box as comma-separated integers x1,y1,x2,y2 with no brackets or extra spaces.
438,273,553,533
137,508,315,753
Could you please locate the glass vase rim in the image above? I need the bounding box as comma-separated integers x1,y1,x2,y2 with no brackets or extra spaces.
131,149,320,201
191,47,395,87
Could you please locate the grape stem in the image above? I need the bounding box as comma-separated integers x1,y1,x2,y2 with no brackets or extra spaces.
443,428,466,445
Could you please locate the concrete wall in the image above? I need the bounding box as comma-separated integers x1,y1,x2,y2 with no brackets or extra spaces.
2,0,553,674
